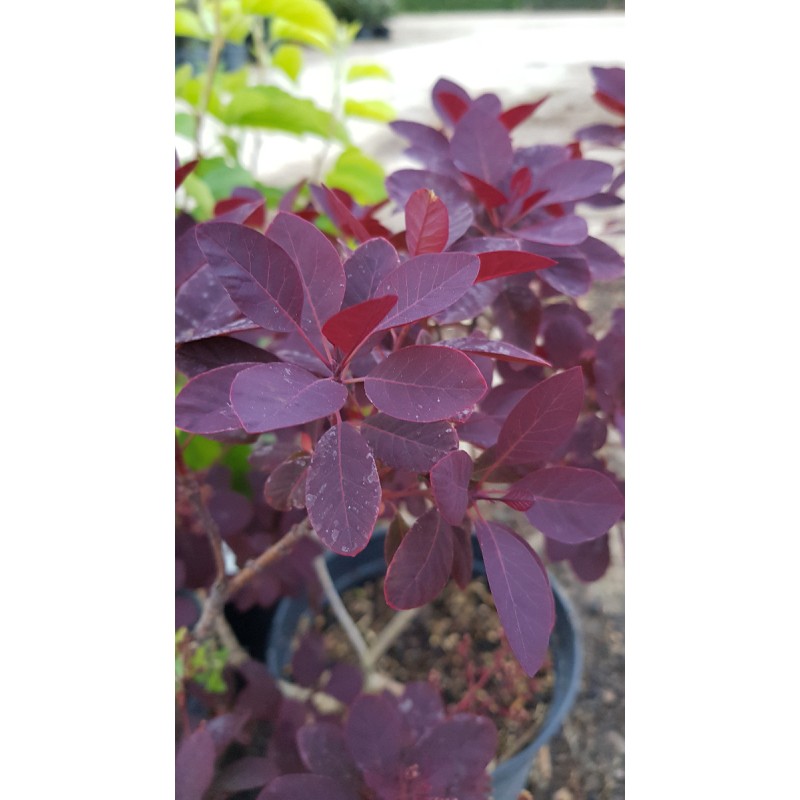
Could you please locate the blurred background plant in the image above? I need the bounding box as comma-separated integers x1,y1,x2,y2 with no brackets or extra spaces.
175,0,396,217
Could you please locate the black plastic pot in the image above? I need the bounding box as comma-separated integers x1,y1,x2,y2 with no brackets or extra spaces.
266,529,583,800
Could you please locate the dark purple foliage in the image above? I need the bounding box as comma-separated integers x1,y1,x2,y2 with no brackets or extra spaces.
384,508,454,609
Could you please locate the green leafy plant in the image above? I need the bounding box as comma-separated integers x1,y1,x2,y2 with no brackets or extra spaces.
175,0,396,213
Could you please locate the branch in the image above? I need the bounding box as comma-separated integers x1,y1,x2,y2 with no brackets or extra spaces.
193,517,311,641
364,608,420,669
313,555,370,669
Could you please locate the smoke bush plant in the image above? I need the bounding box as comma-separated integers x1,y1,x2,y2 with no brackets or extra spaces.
175,64,625,799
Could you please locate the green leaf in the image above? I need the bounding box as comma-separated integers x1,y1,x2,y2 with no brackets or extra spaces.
175,64,194,94
343,98,395,123
222,445,252,494
269,18,331,51
175,8,209,39
221,15,251,43
325,147,387,205
272,43,303,82
194,157,255,199
223,86,347,142
242,0,337,39
255,183,288,209
181,173,215,219
175,112,197,140
218,67,249,93
183,436,224,470
346,63,392,82
220,134,239,160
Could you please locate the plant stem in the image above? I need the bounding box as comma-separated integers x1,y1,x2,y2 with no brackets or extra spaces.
364,608,420,669
312,555,371,668
194,518,311,640
194,0,225,158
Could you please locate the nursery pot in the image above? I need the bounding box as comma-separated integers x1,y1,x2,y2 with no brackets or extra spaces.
266,529,583,800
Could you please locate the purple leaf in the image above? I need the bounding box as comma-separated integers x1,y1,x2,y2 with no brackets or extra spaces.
575,123,625,146
537,160,614,206
342,238,401,308
592,65,625,113
547,534,611,582
463,172,509,209
540,304,593,369
322,295,398,358
264,456,310,511
509,466,624,544
175,264,247,343
345,693,405,776
364,346,487,423
516,215,589,246
267,212,346,351
435,336,550,367
385,508,455,609
176,363,259,434
577,236,625,281
206,712,250,754
291,632,326,687
305,422,381,555
536,252,592,297
451,525,474,589
398,682,446,738
233,660,282,721
323,663,363,704
377,252,480,329
433,279,504,324
475,519,555,676
176,725,215,800
405,188,449,255
195,222,304,334
491,367,584,472
176,337,276,378
359,413,458,472
215,757,272,793
476,250,555,283
176,225,206,287
230,363,347,433
297,722,361,785
451,107,513,187
258,774,359,800
215,756,272,794
430,450,473,525
310,184,370,242
412,715,498,792
432,79,471,126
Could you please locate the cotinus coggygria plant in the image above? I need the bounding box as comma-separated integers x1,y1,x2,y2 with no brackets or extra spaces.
175,183,624,677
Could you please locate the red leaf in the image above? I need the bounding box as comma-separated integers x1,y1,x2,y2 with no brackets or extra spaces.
176,158,198,189
405,188,450,255
322,295,398,358
499,96,549,130
385,508,454,609
476,250,556,282
595,90,625,115
437,91,469,123
463,173,509,209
